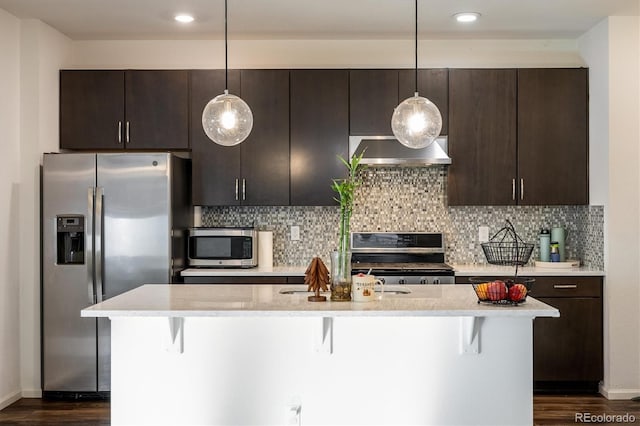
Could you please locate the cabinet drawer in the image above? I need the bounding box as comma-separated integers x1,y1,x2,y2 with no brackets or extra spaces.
528,276,602,298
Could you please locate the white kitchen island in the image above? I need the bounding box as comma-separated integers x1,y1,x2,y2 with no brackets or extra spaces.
81,284,559,426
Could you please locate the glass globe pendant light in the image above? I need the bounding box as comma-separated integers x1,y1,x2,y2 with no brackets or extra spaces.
391,0,442,149
202,0,253,146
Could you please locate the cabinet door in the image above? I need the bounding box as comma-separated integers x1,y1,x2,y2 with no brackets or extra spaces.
240,70,290,206
290,70,349,205
60,70,125,150
125,70,189,150
349,70,398,136
190,70,242,205
447,69,517,205
398,69,449,135
518,68,588,205
533,297,603,382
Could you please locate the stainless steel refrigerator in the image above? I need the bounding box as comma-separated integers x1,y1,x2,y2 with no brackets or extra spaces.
41,152,190,396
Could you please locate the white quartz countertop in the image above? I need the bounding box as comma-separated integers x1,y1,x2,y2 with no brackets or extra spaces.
180,264,604,277
180,266,307,276
81,284,559,318
451,264,604,276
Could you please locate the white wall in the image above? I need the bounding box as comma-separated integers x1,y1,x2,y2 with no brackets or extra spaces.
0,8,23,411
580,16,640,399
69,38,584,69
605,15,640,399
578,20,610,207
19,19,72,397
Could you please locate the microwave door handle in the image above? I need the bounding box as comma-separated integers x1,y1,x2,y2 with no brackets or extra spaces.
95,186,104,303
87,188,96,304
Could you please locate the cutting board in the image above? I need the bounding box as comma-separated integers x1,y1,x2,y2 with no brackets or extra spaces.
534,260,581,269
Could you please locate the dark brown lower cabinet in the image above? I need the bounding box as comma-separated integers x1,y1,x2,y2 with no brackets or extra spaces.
529,276,603,393
455,275,603,392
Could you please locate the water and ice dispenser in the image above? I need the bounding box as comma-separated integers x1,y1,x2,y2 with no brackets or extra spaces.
56,215,85,265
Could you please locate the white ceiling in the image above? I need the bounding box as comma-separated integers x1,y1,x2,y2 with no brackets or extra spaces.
0,0,638,41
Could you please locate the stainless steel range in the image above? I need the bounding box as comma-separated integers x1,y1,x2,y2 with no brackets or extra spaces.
350,232,454,284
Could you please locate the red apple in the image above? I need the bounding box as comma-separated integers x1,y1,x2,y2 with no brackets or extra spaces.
508,283,527,302
487,280,507,301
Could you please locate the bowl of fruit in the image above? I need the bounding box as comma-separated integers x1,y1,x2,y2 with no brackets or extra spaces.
468,277,534,305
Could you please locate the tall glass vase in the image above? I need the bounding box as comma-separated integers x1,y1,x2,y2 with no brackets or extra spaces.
330,250,352,301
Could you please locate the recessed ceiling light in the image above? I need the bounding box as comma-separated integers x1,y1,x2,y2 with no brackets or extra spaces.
453,12,481,23
174,14,195,24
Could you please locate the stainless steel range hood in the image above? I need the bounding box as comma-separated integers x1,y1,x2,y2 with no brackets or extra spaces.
349,135,451,166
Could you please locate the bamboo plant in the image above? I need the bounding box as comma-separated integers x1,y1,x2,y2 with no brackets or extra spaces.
331,151,366,253
329,151,366,300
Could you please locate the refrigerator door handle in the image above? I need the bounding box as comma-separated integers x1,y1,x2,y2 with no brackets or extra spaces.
87,187,96,304
95,186,104,303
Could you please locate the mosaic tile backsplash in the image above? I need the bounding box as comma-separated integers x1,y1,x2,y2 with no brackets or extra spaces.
202,167,604,269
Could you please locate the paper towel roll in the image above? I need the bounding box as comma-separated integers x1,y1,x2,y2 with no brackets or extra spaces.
258,231,273,268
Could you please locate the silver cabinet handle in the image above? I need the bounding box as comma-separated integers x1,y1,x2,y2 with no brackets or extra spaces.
235,179,239,201
520,178,524,201
242,179,246,201
87,188,95,304
95,187,104,303
512,179,516,201
553,284,578,289
117,121,122,144
125,121,130,144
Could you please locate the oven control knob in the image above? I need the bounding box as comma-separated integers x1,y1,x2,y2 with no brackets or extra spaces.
434,279,440,285
419,278,427,284
379,277,385,284
398,279,406,285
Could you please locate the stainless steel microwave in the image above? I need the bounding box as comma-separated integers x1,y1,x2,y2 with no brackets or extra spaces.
188,228,258,268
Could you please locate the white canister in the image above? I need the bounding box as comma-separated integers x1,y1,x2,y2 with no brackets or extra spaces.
258,231,273,268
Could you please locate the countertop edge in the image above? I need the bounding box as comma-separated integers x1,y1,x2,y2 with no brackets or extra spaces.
80,284,559,319
180,266,604,277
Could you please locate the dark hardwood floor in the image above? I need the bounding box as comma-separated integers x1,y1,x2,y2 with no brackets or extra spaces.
0,395,639,425
0,399,109,426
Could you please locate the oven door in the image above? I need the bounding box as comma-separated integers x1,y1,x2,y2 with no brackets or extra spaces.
188,229,257,267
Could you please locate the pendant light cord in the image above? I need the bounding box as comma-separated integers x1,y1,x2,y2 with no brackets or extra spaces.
224,0,228,91
414,0,418,94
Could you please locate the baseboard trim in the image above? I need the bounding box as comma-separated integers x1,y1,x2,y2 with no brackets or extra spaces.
21,389,42,398
599,383,640,400
0,390,22,411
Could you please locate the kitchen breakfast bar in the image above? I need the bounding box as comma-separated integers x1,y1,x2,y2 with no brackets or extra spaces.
82,284,559,426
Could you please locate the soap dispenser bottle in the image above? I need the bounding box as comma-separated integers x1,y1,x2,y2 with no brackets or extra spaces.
539,228,550,262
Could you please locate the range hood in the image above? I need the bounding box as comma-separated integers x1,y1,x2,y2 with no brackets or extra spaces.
349,136,451,166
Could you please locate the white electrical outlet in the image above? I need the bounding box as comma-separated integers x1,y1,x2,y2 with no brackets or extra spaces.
290,225,300,241
478,226,490,243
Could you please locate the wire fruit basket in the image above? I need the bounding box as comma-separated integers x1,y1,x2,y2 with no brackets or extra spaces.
476,220,535,305
469,277,534,306
481,220,534,267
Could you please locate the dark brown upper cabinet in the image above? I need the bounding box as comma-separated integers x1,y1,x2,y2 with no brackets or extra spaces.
448,69,518,205
60,70,189,151
240,70,290,206
448,67,588,206
517,68,588,205
349,69,449,137
190,70,242,206
290,70,349,206
60,70,124,150
189,70,289,206
398,69,449,135
349,70,399,136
